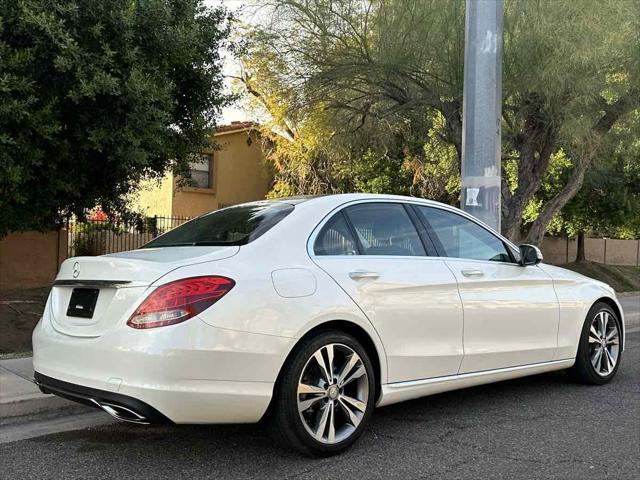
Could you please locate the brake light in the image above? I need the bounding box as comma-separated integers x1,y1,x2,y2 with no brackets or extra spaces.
127,276,235,329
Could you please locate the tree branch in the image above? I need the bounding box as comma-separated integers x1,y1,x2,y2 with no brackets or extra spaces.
593,88,639,135
524,87,639,244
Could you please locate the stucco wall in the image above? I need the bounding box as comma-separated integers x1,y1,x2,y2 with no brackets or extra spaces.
214,130,272,207
541,237,639,265
171,129,272,217
0,230,68,289
539,237,570,265
172,188,219,217
133,128,272,219
604,239,640,266
131,173,174,217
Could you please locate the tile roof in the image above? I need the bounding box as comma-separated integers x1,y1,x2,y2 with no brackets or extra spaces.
214,121,259,134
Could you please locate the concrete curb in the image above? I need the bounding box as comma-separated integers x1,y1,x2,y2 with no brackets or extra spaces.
0,357,91,421
0,394,90,420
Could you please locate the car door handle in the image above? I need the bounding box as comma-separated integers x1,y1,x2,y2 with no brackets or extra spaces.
349,270,380,280
461,269,484,278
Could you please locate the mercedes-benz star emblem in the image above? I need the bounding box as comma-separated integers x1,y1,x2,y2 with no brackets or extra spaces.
72,262,80,278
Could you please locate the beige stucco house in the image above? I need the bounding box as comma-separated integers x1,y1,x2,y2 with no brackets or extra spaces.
134,122,273,218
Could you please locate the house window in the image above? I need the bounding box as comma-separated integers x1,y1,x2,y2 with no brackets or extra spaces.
189,154,213,189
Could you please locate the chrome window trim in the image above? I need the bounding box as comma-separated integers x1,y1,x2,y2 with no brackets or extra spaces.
52,280,137,288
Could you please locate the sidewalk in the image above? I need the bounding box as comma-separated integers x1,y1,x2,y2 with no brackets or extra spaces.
0,357,86,420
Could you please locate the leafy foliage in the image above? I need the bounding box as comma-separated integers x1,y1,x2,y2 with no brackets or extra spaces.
0,0,232,236
238,0,639,242
550,114,640,239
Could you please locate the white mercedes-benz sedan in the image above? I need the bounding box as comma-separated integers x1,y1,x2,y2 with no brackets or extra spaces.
33,194,625,455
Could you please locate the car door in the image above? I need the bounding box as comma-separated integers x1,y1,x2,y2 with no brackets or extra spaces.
415,206,559,374
310,201,464,383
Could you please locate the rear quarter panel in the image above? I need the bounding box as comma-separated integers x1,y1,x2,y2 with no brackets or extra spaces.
151,202,390,385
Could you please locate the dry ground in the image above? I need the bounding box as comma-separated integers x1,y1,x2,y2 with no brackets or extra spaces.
562,262,640,293
0,288,49,355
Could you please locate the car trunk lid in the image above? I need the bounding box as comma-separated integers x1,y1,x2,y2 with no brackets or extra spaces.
50,246,239,337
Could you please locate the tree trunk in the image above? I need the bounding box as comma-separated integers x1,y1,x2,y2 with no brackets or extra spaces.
523,90,639,244
524,157,589,245
500,99,557,241
576,231,586,262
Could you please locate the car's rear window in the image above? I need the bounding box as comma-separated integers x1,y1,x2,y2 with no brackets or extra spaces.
143,202,294,248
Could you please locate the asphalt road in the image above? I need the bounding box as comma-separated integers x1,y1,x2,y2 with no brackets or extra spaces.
1,331,638,479
619,294,640,327
1,296,638,479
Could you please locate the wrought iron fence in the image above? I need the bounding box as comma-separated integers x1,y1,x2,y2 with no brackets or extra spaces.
67,215,190,257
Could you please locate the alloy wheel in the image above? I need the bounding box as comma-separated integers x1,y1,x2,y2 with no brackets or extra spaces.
297,343,369,444
588,310,620,376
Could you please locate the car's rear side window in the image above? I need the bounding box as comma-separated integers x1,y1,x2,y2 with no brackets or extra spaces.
344,203,425,256
314,203,428,256
143,202,294,248
314,213,358,255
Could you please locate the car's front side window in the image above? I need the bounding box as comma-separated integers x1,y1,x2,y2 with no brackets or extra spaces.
344,203,426,256
416,206,512,262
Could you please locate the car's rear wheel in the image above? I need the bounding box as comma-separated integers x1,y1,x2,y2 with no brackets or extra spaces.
268,330,376,455
569,302,622,385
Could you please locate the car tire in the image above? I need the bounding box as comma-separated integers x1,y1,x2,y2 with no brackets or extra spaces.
569,302,623,385
268,330,376,456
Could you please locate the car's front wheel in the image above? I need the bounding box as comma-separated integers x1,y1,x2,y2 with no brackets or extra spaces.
269,330,376,455
570,302,623,385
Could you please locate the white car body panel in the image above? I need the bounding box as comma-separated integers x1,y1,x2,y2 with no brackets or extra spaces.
446,258,559,373
34,308,287,423
537,263,625,356
312,255,463,382
32,194,624,424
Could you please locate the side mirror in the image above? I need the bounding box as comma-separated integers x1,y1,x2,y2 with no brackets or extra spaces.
519,244,543,266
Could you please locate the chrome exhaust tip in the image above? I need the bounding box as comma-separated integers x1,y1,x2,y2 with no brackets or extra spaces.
91,399,150,424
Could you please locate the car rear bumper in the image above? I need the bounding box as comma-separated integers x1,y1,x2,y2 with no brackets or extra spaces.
32,315,294,424
34,372,171,424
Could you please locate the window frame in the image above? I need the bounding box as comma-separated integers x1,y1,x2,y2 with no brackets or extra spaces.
308,199,522,263
410,204,520,265
187,153,214,190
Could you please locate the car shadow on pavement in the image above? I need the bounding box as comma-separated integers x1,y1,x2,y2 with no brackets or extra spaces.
34,369,575,452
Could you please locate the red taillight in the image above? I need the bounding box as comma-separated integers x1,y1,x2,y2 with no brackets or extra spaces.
127,276,235,329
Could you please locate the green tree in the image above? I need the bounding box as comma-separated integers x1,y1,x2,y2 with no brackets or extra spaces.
0,0,232,236
570,157,640,260
238,0,639,244
236,24,456,204
550,114,640,259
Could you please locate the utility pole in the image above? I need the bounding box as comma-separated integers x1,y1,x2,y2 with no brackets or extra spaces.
461,0,503,232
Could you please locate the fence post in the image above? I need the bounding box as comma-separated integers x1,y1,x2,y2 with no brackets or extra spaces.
603,238,607,265
56,225,61,270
